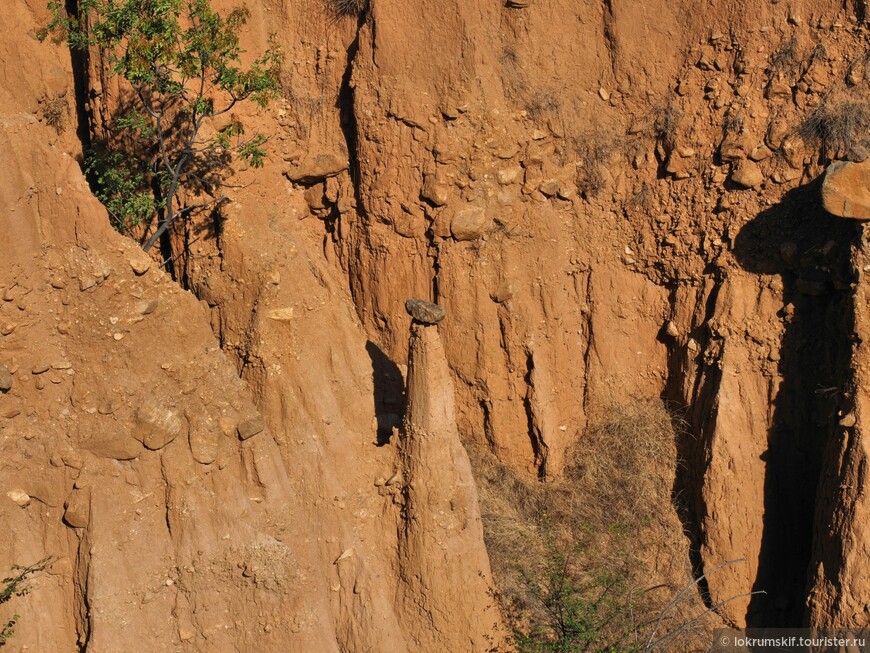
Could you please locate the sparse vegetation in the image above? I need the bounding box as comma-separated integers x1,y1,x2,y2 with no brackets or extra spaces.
524,93,562,121
327,0,367,17
800,98,870,158
652,104,682,156
38,93,68,134
768,36,799,73
472,398,719,652
0,557,54,647
572,130,623,198
39,0,281,251
499,45,562,121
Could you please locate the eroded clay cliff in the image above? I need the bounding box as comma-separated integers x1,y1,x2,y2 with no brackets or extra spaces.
4,0,870,649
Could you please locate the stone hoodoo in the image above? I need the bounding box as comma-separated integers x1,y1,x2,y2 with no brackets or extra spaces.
397,310,505,651
404,298,447,325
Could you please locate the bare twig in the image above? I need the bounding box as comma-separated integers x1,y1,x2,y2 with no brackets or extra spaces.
644,558,752,651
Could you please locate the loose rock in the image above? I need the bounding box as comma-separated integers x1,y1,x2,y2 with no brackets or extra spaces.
129,256,151,275
136,299,159,315
7,489,30,507
822,160,870,219
284,152,348,183
63,489,90,528
268,307,295,322
490,283,516,303
0,364,12,392
189,416,221,464
405,299,446,325
81,430,142,460
97,398,119,415
840,412,857,428
304,183,327,210
450,206,489,241
731,161,764,188
237,414,266,440
421,173,450,206
134,400,186,450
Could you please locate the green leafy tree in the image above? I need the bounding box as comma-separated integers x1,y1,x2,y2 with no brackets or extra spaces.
39,0,281,251
1,558,54,647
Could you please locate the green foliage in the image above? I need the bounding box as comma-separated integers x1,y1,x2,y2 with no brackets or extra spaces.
85,148,160,228
0,558,53,647
39,0,281,247
512,520,642,653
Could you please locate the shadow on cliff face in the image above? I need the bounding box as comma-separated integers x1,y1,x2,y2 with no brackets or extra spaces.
366,341,405,445
731,179,858,626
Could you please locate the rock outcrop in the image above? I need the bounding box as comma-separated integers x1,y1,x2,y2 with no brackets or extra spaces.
397,315,506,651
822,160,870,219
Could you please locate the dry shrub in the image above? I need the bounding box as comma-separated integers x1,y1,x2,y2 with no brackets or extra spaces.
800,99,870,158
572,130,623,198
472,397,718,652
38,93,67,134
652,104,682,155
768,36,799,73
327,0,367,17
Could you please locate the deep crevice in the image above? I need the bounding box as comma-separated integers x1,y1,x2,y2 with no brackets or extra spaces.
661,276,723,612
732,180,857,626
336,11,367,220
601,0,619,79
72,529,92,652
64,0,92,155
522,351,547,478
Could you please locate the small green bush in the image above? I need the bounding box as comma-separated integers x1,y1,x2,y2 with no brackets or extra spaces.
513,521,642,653
0,557,53,647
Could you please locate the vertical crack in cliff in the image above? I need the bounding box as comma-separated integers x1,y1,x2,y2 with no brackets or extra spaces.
523,350,548,478
731,181,858,626
337,12,367,221
72,528,92,652
662,279,721,610
63,0,93,153
601,0,619,79
428,230,442,302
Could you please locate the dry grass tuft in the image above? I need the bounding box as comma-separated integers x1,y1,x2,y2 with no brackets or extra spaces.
768,36,799,73
800,99,870,157
38,94,67,134
565,398,676,528
327,0,367,17
652,104,683,155
571,130,624,198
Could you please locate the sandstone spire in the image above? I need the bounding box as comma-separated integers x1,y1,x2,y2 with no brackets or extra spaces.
397,301,506,651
